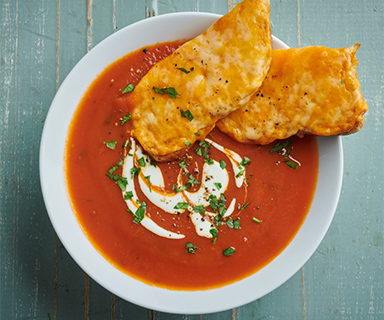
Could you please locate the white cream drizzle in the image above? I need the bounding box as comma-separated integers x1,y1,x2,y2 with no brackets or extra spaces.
122,139,184,239
205,138,245,188
121,138,248,240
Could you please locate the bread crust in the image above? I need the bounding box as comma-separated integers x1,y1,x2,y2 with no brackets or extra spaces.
131,0,272,160
217,45,368,145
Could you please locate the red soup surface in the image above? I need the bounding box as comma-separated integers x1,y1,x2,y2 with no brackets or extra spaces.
65,41,319,290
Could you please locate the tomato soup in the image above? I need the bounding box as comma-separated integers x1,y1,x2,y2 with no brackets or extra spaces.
65,41,318,290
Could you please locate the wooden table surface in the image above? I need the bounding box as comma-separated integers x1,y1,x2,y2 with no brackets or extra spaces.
1,0,383,319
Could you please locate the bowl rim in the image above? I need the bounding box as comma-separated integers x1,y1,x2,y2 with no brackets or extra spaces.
40,11,343,314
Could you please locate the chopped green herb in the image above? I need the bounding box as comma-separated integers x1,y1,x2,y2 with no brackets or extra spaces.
223,247,235,256
193,205,205,213
253,217,261,223
214,182,222,190
177,67,190,74
194,132,200,136
144,175,152,192
180,109,194,121
208,194,218,212
210,228,218,244
131,201,146,223
204,157,214,165
341,80,344,84
226,217,234,228
233,218,241,229
105,141,117,150
123,139,130,148
240,157,251,166
218,203,227,218
152,86,178,98
179,160,187,168
172,183,190,193
187,174,200,186
164,87,178,98
122,83,134,94
285,160,299,169
149,156,157,167
219,160,226,169
116,177,128,191
270,140,293,153
210,193,227,224
121,112,131,125
185,242,199,254
153,87,164,94
184,141,191,146
124,191,133,200
106,173,120,181
130,167,141,179
137,157,146,167
240,200,251,210
199,140,211,149
174,202,189,210
194,147,202,156
108,158,124,174
235,168,246,178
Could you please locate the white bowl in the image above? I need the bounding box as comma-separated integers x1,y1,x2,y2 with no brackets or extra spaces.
40,12,343,314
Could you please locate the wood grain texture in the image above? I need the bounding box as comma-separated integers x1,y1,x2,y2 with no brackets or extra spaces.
0,0,383,319
0,0,57,319
300,0,384,319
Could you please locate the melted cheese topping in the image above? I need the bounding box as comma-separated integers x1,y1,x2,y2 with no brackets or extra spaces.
217,45,368,145
131,0,272,160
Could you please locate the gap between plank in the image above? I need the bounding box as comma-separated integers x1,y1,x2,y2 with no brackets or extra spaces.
111,294,115,320
56,0,60,91
145,0,156,18
54,1,60,319
113,0,116,30
87,0,93,52
302,266,306,320
84,274,90,320
12,1,19,318
54,235,58,320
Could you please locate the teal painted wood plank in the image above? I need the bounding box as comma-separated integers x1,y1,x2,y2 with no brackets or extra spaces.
270,0,299,48
157,0,199,14
0,2,19,319
55,1,90,319
89,0,114,50
154,313,201,320
0,0,58,319
236,271,305,319
197,0,230,15
114,0,146,29
299,0,384,319
0,0,383,319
